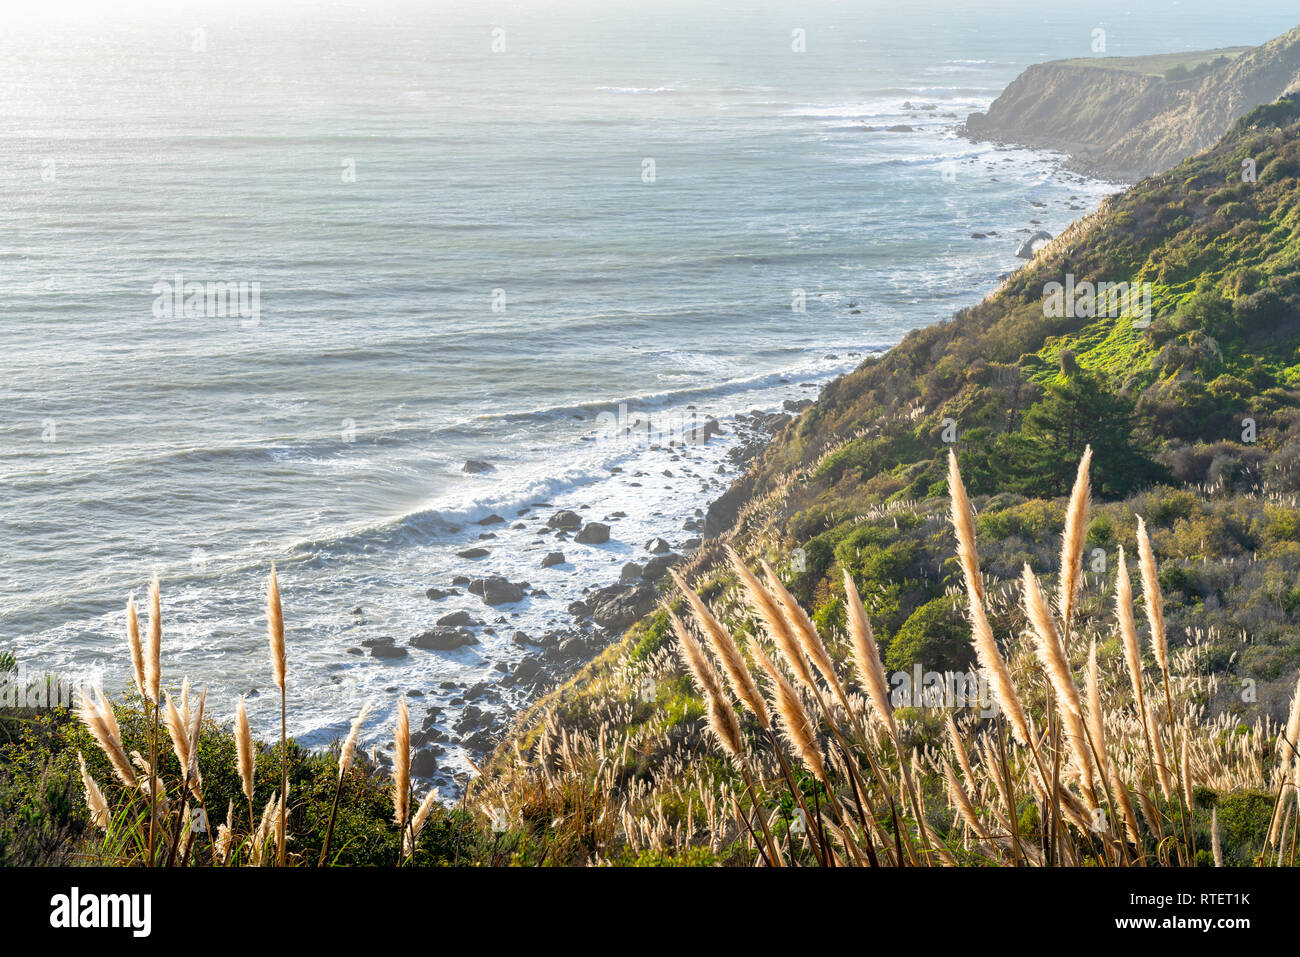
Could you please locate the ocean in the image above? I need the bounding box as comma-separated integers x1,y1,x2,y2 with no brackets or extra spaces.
2,0,1295,787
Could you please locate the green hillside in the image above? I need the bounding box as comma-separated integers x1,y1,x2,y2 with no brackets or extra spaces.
475,98,1300,862
720,95,1300,686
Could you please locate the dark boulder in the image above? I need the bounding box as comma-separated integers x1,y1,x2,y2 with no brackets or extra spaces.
643,553,683,581
409,627,478,651
361,636,408,659
468,577,526,606
411,749,439,777
514,656,542,680
547,509,583,530
591,584,658,631
454,705,489,734
436,610,477,627
461,729,497,755
574,522,610,545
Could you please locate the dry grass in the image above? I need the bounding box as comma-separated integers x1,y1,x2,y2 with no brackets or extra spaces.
392,697,411,831
471,451,1300,866
267,565,288,867
70,566,381,867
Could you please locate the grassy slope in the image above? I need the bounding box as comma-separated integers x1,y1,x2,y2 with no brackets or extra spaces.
750,99,1300,502
486,98,1300,799
0,693,491,866
741,97,1300,682
1054,48,1251,77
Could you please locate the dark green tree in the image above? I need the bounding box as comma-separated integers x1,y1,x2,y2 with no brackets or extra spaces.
994,363,1162,498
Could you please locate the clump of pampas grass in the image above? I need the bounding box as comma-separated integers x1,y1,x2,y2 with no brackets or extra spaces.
581,448,1291,867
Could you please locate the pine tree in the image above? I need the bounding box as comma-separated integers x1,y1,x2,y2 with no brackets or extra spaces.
996,359,1162,498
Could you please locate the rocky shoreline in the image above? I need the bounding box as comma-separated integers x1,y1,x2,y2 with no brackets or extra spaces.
345,404,808,793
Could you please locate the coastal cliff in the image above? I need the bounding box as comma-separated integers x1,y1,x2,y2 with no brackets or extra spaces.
964,25,1300,180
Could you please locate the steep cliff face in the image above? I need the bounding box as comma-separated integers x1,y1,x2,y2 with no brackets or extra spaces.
964,63,1175,179
964,25,1300,181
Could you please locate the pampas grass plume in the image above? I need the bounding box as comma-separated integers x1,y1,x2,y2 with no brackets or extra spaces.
235,695,255,803
267,565,286,693
393,697,410,825
77,750,111,830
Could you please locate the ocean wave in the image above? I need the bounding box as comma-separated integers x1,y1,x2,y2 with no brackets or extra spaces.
598,86,678,94
482,355,873,426
273,349,881,559
283,451,648,560
787,102,908,119
791,96,992,122
876,87,999,97
870,148,993,167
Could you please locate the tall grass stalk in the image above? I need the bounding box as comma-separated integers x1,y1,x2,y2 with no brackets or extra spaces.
267,565,287,866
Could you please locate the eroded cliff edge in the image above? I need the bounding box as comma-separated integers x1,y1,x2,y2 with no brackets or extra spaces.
963,27,1300,181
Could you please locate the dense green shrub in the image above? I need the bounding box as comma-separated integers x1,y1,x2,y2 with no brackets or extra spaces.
885,594,974,673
